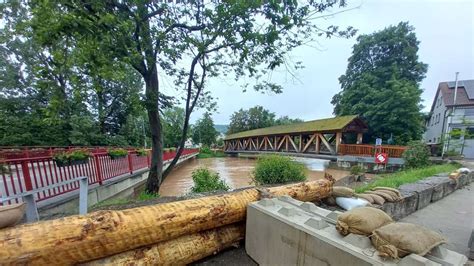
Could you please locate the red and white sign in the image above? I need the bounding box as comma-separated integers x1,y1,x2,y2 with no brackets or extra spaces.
375,153,388,164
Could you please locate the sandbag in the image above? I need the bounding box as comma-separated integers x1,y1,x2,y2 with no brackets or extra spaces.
336,207,392,236
371,223,447,259
335,197,369,211
366,191,393,202
356,193,375,204
373,187,402,198
332,186,355,198
365,193,385,205
370,190,399,202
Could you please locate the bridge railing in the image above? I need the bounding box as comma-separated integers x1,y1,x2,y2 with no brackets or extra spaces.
0,148,199,205
339,144,407,158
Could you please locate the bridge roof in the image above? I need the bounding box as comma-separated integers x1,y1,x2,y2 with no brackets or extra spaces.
224,115,366,140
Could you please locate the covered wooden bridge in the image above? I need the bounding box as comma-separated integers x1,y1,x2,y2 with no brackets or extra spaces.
224,115,369,156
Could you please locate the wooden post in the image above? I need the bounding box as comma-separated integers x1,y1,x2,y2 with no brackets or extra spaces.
336,132,342,154
299,135,302,152
285,135,289,151
315,134,320,154
357,132,363,144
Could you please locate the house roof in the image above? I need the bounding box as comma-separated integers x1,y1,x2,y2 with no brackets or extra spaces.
430,80,474,113
224,115,367,140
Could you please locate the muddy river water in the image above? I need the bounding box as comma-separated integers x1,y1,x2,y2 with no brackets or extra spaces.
159,157,352,196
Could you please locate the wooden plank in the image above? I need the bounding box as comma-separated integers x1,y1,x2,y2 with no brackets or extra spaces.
276,136,286,151
267,137,274,150
302,134,316,153
285,135,289,151
259,137,265,150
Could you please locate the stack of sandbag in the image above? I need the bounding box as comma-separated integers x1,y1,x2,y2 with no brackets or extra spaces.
355,187,401,205
371,223,447,259
335,207,447,260
336,207,392,236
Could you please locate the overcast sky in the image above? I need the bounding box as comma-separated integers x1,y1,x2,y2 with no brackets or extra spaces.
162,0,474,125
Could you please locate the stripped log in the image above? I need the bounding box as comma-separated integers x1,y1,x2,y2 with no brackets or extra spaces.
0,179,332,265
86,223,245,265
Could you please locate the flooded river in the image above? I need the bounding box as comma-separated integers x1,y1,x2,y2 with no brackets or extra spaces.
159,157,352,196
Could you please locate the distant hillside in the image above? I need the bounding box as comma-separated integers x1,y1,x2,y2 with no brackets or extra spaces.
214,124,229,134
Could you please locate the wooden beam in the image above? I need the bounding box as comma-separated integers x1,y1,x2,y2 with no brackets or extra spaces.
327,134,336,144
274,137,277,151
259,137,265,150
251,138,257,150
315,135,320,153
288,136,298,152
298,135,303,153
303,134,316,153
276,136,286,151
263,137,268,150
336,132,342,154
285,135,289,151
319,134,335,154
267,137,274,150
357,133,363,144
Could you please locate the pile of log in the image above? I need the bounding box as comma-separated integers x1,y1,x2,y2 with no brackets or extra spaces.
0,179,333,265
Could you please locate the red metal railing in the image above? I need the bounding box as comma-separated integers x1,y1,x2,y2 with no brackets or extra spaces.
0,148,199,204
339,144,407,158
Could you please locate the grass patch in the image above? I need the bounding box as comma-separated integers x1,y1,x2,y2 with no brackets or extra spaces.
196,150,226,159
355,163,460,193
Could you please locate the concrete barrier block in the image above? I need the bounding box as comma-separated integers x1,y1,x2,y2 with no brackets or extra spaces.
403,182,434,210
246,197,467,265
391,190,418,220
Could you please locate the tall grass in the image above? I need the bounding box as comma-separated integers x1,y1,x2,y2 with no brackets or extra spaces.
355,163,460,193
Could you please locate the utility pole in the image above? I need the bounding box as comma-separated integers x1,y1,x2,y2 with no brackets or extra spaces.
442,72,459,157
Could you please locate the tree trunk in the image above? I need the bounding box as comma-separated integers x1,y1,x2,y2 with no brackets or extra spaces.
144,66,163,194
0,180,333,265
86,223,245,265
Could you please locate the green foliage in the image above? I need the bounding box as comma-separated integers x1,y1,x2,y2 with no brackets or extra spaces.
162,107,186,148
192,112,218,147
190,168,230,193
197,147,226,159
137,191,159,201
332,22,427,144
253,155,307,185
107,148,128,158
350,165,364,175
355,164,460,193
227,106,303,134
402,141,431,168
136,149,148,156
53,150,90,164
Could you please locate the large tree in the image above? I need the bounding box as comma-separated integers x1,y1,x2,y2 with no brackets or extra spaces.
192,112,218,147
162,107,186,148
29,0,355,193
227,106,304,134
331,22,427,144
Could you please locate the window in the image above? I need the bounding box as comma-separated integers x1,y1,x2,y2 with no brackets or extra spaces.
436,113,440,124
464,109,474,117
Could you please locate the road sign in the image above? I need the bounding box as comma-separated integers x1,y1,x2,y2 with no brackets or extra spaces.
375,153,388,164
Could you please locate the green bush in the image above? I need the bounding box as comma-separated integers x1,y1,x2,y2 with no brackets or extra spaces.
191,168,229,193
136,148,148,156
253,155,306,185
53,150,90,163
137,191,159,200
350,165,364,175
107,148,128,158
402,141,430,168
200,146,212,154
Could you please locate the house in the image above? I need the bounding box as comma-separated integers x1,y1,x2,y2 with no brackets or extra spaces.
423,79,474,158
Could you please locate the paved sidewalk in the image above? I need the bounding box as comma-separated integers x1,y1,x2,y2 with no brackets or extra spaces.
401,183,473,257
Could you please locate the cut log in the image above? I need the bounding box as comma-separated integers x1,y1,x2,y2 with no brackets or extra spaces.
0,180,332,265
86,223,245,265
